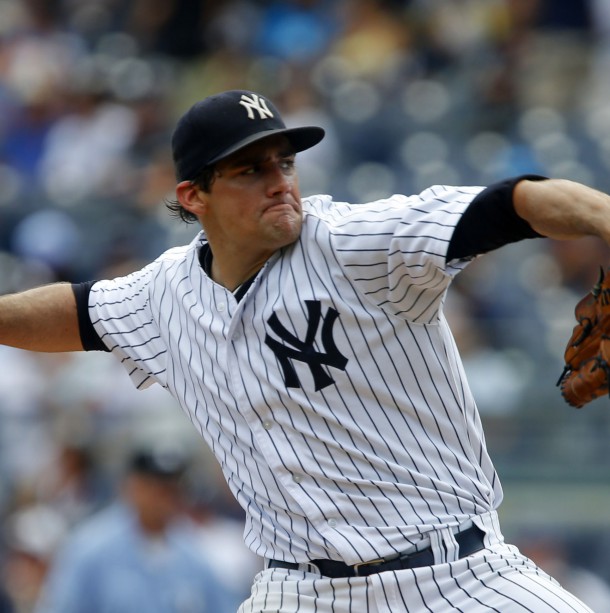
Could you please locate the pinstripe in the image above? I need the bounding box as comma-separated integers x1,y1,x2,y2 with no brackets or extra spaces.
456,557,511,612
88,188,591,611
491,557,586,612
375,576,391,612
464,555,538,612
443,562,494,612
329,581,337,613
411,569,437,613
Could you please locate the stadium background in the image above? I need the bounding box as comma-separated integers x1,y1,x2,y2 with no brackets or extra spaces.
1,0,610,610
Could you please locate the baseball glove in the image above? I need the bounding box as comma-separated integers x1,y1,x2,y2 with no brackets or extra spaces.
557,266,610,408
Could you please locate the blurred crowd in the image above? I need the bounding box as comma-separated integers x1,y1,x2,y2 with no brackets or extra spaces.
1,0,610,610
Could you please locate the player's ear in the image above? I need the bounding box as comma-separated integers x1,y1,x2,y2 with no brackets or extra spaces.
176,180,208,216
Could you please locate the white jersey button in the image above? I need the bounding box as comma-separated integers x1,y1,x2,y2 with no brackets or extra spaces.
327,518,337,528
218,302,226,312
262,420,273,430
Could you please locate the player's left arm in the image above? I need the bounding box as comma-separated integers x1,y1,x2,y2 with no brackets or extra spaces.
513,178,610,244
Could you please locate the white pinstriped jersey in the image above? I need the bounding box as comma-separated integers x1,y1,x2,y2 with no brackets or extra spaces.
88,184,500,565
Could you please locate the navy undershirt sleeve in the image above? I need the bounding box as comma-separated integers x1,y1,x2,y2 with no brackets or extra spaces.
71,281,109,352
446,174,548,261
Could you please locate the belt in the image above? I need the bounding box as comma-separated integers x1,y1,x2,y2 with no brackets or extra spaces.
268,525,485,578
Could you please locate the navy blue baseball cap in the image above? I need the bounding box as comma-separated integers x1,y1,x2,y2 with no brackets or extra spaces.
128,446,188,479
171,90,325,181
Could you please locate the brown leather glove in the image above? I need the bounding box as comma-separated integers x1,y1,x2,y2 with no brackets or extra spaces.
558,267,610,408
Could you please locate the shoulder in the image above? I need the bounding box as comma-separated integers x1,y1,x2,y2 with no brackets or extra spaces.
301,193,411,224
92,233,201,294
300,193,449,239
300,191,466,217
299,190,479,245
147,233,201,270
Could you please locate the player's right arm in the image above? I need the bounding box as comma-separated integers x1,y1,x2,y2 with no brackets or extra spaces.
0,283,83,352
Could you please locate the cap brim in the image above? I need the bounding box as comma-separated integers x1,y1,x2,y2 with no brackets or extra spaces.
207,126,325,165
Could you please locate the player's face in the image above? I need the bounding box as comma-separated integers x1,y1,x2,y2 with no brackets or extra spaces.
197,135,302,251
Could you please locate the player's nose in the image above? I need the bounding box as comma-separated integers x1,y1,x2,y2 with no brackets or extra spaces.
265,163,293,196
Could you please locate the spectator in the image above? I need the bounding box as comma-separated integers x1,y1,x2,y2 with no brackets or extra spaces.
34,444,233,613
2,504,67,613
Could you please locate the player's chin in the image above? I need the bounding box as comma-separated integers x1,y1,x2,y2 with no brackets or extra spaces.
265,213,302,246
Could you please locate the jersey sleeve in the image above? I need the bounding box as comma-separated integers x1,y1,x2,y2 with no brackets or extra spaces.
328,185,483,323
72,282,110,352
446,174,546,260
87,261,167,390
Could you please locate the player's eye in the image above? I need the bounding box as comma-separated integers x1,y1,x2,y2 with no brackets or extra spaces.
280,158,296,171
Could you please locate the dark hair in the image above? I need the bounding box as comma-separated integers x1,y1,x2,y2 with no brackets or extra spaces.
165,165,217,224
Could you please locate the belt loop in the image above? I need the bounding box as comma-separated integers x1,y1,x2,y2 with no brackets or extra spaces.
441,527,460,563
428,529,446,564
429,526,460,564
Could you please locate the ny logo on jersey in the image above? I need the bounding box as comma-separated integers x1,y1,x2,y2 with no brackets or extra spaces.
239,94,274,120
265,300,348,391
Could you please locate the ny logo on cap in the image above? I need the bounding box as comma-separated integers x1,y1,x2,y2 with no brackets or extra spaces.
239,94,274,120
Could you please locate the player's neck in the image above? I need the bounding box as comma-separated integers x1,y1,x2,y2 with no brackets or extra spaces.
210,252,268,292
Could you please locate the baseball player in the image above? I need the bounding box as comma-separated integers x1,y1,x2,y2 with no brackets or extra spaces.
1,90,607,612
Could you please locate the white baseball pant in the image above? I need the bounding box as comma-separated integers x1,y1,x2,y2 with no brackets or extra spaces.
238,512,593,612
